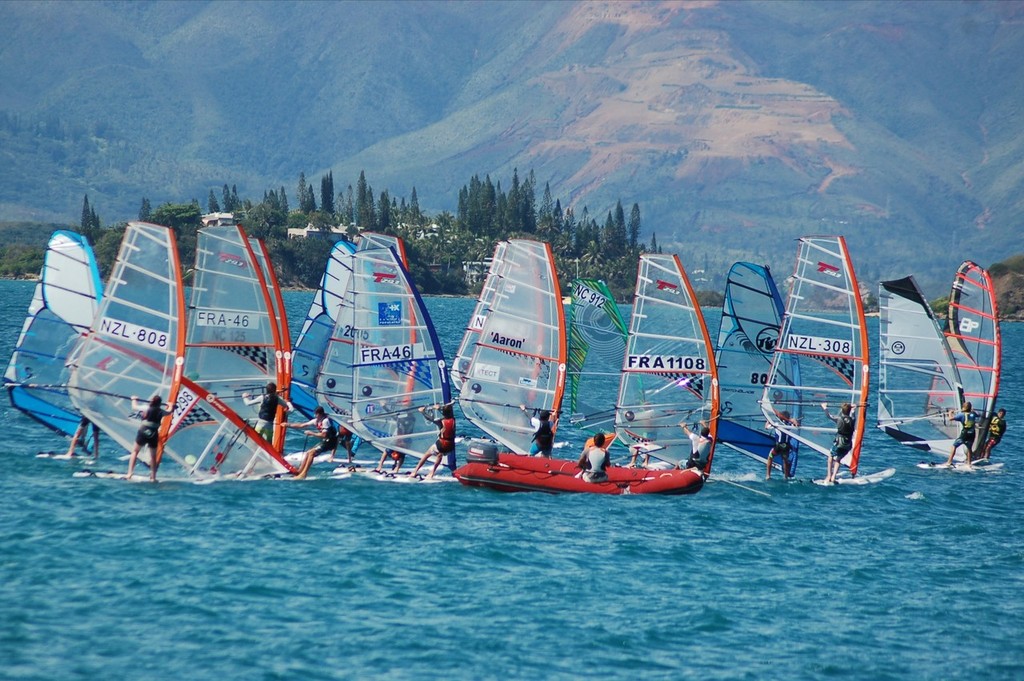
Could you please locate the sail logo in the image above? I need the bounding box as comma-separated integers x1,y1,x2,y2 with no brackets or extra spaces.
891,341,906,355
378,301,402,326
472,362,500,380
655,280,679,293
490,331,524,349
373,271,398,284
959,317,980,333
755,327,779,354
218,253,247,268
817,262,842,278
470,314,487,331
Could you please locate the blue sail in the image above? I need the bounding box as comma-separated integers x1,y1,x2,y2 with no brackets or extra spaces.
291,240,357,418
4,231,103,441
714,262,799,474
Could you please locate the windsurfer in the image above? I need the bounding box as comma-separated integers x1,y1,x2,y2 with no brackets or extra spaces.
944,401,980,467
979,408,1007,462
127,396,172,482
65,416,100,460
409,403,456,479
242,382,290,446
680,420,713,473
822,402,855,484
765,411,797,480
283,407,338,479
522,406,555,457
577,432,610,482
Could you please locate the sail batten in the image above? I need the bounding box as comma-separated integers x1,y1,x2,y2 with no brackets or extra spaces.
762,236,869,476
615,254,719,469
458,240,566,454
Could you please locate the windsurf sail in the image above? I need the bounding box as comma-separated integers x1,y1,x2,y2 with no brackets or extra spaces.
5,231,103,440
615,254,720,469
714,263,797,470
358,232,409,266
566,278,627,438
761,236,869,476
249,236,292,450
67,222,186,463
68,222,294,480
345,247,451,458
451,241,507,392
184,226,284,433
944,261,1000,424
877,276,963,451
458,239,566,454
291,240,357,417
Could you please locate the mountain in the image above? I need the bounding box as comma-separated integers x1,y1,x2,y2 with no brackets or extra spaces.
1,0,1022,294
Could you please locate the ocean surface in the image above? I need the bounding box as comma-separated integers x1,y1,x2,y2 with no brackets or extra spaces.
0,279,1021,680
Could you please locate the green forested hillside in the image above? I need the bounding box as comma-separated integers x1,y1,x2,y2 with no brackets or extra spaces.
1,1,1022,294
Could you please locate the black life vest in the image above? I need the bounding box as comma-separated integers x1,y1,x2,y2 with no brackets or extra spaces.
258,394,280,421
533,420,554,449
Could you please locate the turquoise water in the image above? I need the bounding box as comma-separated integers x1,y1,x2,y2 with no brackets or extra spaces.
1,280,1021,680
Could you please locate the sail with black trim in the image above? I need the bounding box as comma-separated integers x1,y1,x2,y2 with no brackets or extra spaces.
5,231,103,439
346,248,451,459
567,278,627,438
761,236,869,476
714,263,797,471
615,254,720,469
877,275,963,451
451,241,507,392
458,239,566,454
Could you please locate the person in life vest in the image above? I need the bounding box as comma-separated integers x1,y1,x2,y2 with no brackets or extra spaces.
241,382,290,447
979,408,1007,462
822,402,856,484
765,410,798,480
680,420,713,474
577,432,610,483
944,401,981,467
283,406,338,479
409,403,456,479
521,405,555,457
127,395,172,482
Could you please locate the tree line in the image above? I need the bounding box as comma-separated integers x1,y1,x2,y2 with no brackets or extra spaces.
50,169,663,301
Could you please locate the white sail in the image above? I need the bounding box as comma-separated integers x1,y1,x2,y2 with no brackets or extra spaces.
67,222,186,457
761,236,869,476
458,239,566,454
347,248,452,457
615,254,719,467
945,261,1000,419
451,241,507,391
877,276,962,451
185,226,281,420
